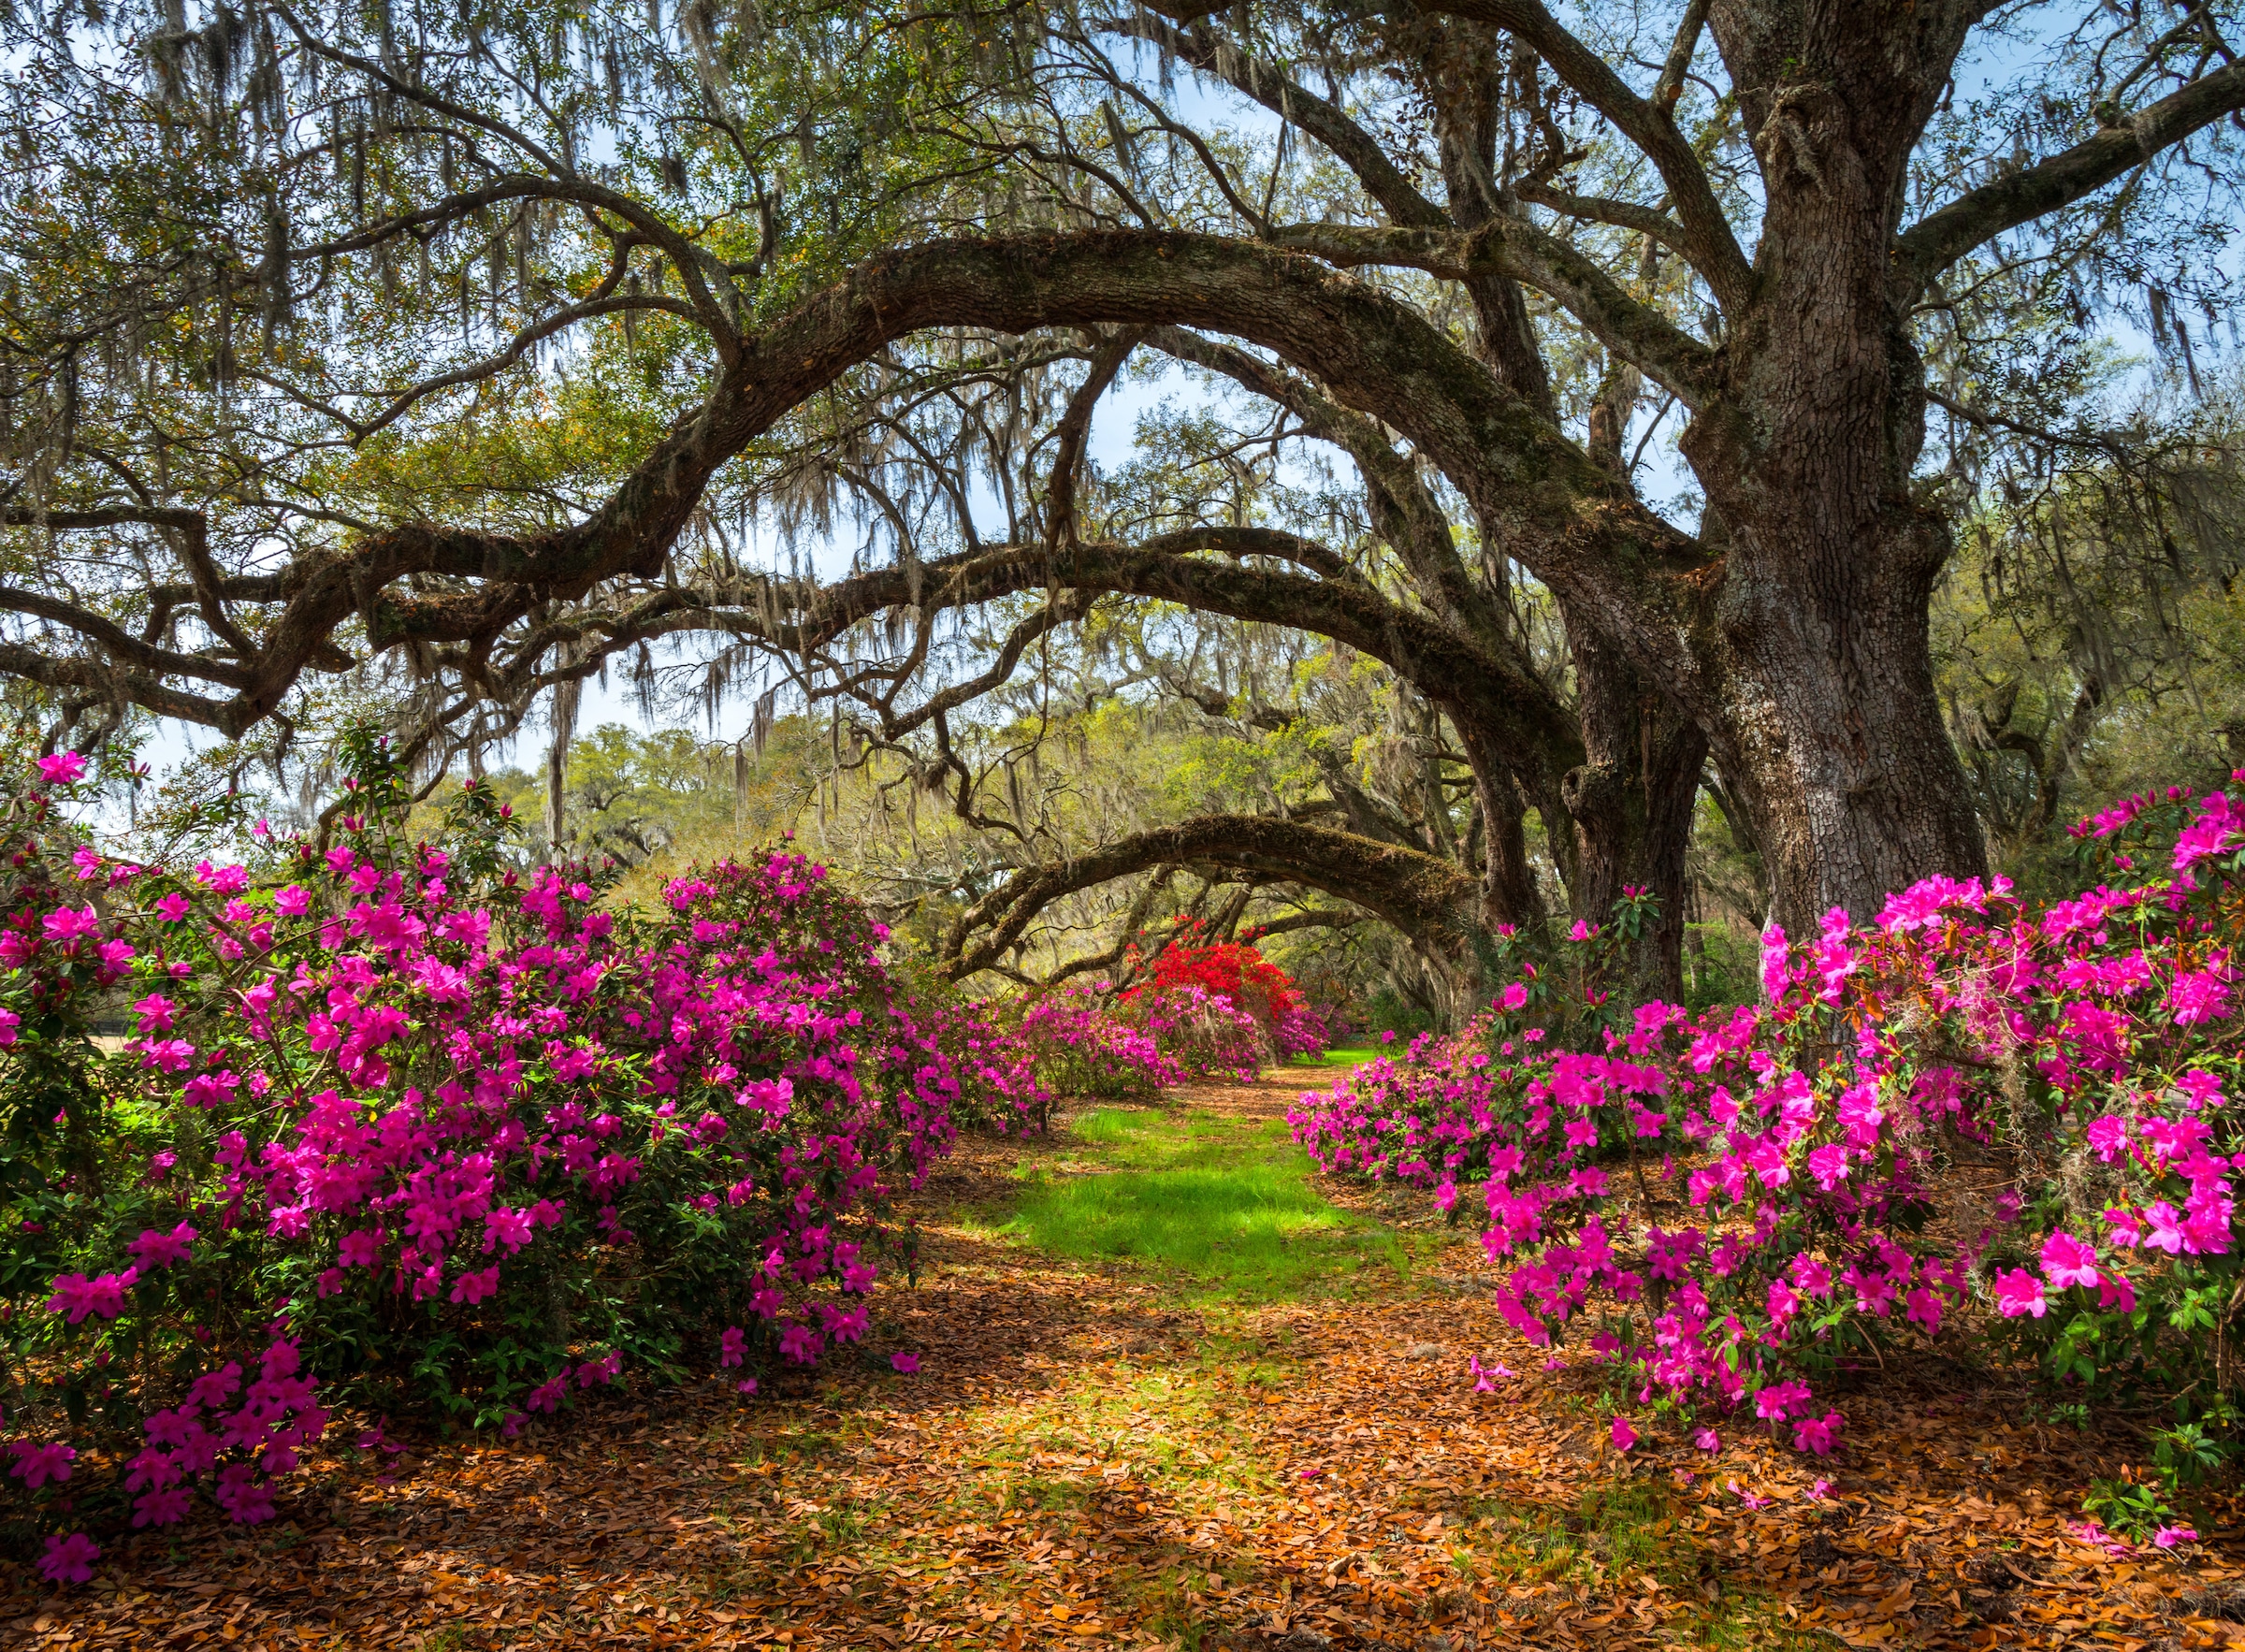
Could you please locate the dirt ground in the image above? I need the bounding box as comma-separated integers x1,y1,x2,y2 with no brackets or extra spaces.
4,1068,2238,1651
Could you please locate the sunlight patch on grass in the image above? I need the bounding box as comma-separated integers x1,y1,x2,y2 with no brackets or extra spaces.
990,1107,1412,1301
1296,1045,1382,1069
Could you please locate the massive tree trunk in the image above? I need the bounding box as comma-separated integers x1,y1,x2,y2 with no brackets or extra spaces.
1677,3,1991,935
1561,615,1708,1004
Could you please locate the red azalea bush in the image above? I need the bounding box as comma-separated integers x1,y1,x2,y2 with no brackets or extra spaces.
1293,790,2243,1497
1123,924,1327,1065
0,732,956,1574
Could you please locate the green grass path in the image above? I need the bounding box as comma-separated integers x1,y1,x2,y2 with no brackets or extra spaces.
968,1067,1427,1304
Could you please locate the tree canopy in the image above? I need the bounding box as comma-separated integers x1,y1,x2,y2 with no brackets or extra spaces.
6,0,2244,1004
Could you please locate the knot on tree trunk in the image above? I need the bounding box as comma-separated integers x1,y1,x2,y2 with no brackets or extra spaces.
1560,760,1626,822
1754,81,1847,194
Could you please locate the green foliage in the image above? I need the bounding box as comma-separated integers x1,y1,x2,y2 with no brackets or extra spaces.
2081,1476,2178,1543
2153,1414,2234,1490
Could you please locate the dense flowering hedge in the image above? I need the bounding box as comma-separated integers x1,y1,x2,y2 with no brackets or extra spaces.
0,738,959,1576
1118,982,1269,1081
919,984,1188,1129
931,938,1330,1118
1293,788,2244,1477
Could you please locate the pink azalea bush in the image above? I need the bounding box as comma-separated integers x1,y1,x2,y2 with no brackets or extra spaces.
0,730,958,1558
1122,983,1267,1081
917,994,1061,1132
1271,1001,1333,1062
915,983,1187,1125
1295,790,2245,1470
1021,981,1187,1100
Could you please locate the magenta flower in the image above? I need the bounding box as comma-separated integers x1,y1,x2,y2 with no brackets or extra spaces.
1609,1416,1638,1453
1992,1268,2048,1319
37,1531,98,1585
720,1326,747,1369
2143,1201,2187,1255
127,1223,197,1269
2039,1230,2101,1291
133,1485,194,1528
45,1270,134,1324
8,1440,77,1487
775,1321,823,1363
2167,968,2233,1026
891,1351,920,1373
2153,1525,2199,1548
41,905,99,943
1692,1427,1720,1453
1791,1412,1842,1456
188,1362,242,1410
214,1463,276,1525
1754,1379,1812,1422
36,751,86,786
1804,1142,1851,1191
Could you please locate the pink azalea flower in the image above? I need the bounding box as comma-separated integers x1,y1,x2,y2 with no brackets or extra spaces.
1610,1416,1638,1452
1993,1267,2047,1319
2168,968,2233,1026
891,1352,920,1374
41,905,100,943
132,1485,194,1528
36,751,86,786
46,1270,135,1324
2039,1230,2101,1291
37,1531,98,1585
1692,1427,1720,1453
8,1440,77,1487
127,1223,197,1269
1792,1412,1843,1456
2153,1525,2199,1548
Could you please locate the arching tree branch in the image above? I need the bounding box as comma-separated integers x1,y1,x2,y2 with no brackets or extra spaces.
937,814,1485,982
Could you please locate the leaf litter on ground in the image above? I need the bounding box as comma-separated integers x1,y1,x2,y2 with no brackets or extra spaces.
6,1064,2239,1651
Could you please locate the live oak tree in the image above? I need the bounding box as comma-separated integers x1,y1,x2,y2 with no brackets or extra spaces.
4,0,2242,993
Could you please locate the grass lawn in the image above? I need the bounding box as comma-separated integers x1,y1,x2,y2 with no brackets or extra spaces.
1296,1044,1383,1069
979,1105,1419,1302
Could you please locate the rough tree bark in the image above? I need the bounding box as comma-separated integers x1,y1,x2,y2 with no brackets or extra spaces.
1672,1,1993,930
